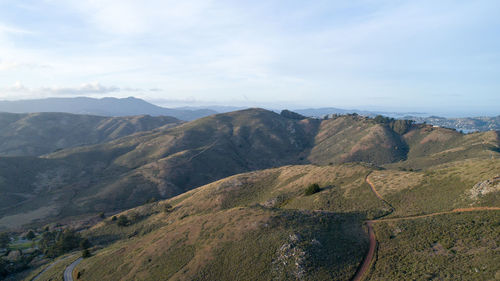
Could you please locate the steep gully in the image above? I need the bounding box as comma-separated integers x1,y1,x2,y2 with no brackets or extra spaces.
351,173,500,281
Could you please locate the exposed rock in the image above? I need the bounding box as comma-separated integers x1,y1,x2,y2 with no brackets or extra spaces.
262,194,289,208
272,233,307,280
469,176,500,199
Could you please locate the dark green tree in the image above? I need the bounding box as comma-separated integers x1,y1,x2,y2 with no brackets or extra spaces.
82,249,91,258
26,230,36,240
0,232,10,248
80,238,91,250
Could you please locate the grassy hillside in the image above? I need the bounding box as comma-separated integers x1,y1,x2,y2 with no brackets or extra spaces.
369,211,500,280
0,112,180,156
308,115,407,165
0,109,321,229
0,109,498,229
65,160,500,280
12,156,500,280
369,158,500,218
50,111,497,219
394,126,499,169
73,164,381,281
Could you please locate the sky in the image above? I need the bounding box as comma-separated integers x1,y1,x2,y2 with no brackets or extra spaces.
0,0,499,116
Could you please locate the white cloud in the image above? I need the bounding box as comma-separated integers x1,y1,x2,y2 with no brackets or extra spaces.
63,0,212,35
0,61,22,71
0,82,125,99
0,59,51,71
0,1,498,114
0,23,33,35
42,82,120,95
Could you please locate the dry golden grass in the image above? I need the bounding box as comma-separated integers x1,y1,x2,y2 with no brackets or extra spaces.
368,170,424,196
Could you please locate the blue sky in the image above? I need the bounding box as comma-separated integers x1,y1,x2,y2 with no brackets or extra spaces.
0,0,499,116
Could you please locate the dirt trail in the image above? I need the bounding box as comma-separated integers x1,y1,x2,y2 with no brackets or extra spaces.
351,173,500,281
365,176,384,202
371,206,500,223
351,221,375,281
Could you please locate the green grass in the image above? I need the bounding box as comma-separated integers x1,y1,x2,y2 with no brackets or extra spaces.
8,241,35,251
193,210,366,281
76,164,385,280
369,211,500,280
78,207,367,281
382,159,500,218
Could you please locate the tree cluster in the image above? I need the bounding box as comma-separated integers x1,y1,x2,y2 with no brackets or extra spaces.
280,110,307,120
373,115,414,135
38,229,87,258
0,232,9,249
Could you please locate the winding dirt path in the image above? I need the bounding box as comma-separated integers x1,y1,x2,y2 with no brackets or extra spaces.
351,173,500,281
351,221,375,281
371,206,500,224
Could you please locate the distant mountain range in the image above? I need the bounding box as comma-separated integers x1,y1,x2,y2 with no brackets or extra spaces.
0,97,216,121
0,97,498,131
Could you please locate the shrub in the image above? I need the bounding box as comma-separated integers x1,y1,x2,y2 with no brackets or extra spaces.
82,249,91,258
111,216,117,221
99,212,105,219
117,215,129,227
305,183,321,196
26,230,36,240
163,203,173,213
80,238,91,250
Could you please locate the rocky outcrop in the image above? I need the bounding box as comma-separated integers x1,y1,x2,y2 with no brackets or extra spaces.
469,176,500,199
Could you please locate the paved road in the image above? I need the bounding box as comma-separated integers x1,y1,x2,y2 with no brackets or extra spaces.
351,175,500,281
63,257,83,281
31,255,70,281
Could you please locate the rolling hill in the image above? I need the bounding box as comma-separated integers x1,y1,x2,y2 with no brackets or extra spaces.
0,107,498,280
0,112,180,156
33,159,498,281
0,108,498,230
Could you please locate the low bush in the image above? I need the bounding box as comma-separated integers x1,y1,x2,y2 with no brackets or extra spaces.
305,183,321,195
117,215,129,227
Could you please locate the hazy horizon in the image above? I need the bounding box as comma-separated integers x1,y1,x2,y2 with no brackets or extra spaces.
0,95,497,118
1,1,499,117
